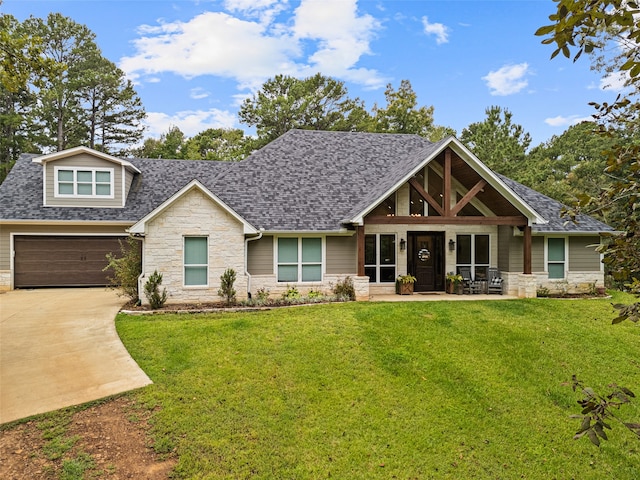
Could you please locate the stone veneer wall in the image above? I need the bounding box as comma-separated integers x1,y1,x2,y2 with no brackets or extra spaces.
249,274,370,301
140,188,248,305
503,270,605,297
0,270,10,290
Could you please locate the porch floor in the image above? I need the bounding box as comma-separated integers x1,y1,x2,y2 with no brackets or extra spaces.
370,292,518,301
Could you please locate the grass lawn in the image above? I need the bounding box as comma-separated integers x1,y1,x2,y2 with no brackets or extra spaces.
117,293,640,479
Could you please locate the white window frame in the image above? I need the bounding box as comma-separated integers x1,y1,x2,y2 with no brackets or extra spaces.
183,236,209,287
54,166,114,199
456,234,490,279
545,236,568,280
364,233,397,283
275,236,324,283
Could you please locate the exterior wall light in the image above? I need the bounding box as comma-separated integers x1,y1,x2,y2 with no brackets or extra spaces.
400,238,406,251
449,238,455,251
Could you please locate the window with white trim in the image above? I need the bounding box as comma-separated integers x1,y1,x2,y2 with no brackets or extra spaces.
364,234,396,283
55,167,114,198
547,237,566,279
277,237,322,282
184,236,208,286
456,234,490,279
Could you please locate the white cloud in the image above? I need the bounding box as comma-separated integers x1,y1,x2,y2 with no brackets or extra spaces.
120,12,299,85
600,71,629,92
190,87,210,100
421,16,449,45
544,114,593,127
482,63,530,96
120,0,385,92
145,109,238,138
291,0,384,86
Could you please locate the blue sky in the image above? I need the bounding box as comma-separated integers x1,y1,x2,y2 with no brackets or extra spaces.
2,0,625,146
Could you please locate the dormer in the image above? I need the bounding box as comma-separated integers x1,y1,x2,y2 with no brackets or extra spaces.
32,147,141,208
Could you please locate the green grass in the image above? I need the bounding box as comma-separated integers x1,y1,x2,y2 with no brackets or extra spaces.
117,293,640,479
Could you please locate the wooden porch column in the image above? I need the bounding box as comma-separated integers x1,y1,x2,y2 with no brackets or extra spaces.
523,225,532,274
357,225,365,276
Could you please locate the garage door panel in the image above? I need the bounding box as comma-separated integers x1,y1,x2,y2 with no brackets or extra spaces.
14,236,129,287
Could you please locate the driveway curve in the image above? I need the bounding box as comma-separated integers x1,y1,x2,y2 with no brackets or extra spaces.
0,288,151,424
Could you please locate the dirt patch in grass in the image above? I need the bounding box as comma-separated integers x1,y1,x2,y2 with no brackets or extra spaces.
0,396,176,479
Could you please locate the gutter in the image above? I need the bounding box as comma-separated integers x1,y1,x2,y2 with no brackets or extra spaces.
244,228,264,298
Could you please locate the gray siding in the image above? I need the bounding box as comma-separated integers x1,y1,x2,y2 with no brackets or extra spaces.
569,236,601,270
497,225,511,272
247,235,274,275
124,168,135,200
0,223,131,270
45,154,124,207
326,235,357,274
504,234,544,272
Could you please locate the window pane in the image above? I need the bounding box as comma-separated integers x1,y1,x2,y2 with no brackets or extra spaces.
379,235,395,265
364,235,376,265
457,235,471,264
302,238,321,263
185,266,207,285
410,186,425,216
302,264,321,282
77,183,92,195
548,238,565,261
59,183,74,194
364,266,376,283
77,171,92,182
95,171,111,183
185,237,207,264
58,170,73,181
278,238,298,263
475,266,488,280
548,263,565,279
96,184,111,196
370,194,396,216
475,235,490,264
380,266,396,283
278,265,298,282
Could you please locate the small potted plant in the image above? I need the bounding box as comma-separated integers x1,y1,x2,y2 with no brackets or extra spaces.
446,272,463,294
396,274,417,295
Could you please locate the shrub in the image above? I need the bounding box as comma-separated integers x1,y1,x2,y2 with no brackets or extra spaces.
282,285,300,300
255,287,270,302
332,276,356,301
144,270,167,309
104,237,142,302
218,268,237,305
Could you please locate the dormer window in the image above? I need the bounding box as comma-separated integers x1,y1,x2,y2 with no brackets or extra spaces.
55,167,114,198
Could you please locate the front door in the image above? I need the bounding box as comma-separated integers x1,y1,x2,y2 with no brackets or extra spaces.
408,232,445,292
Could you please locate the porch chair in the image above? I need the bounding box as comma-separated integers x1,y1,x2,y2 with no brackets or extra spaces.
487,267,504,295
459,267,482,294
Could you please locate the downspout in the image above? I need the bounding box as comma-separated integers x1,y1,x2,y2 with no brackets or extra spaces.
128,232,145,305
244,228,264,299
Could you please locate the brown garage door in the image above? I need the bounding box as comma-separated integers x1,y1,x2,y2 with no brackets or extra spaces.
14,236,129,287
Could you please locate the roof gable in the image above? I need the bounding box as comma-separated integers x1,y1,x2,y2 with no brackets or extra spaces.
348,136,547,226
32,146,141,174
128,179,257,235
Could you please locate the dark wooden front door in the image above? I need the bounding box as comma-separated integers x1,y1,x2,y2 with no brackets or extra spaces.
408,232,445,292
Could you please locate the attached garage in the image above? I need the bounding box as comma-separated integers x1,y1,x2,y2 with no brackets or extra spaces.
13,236,129,288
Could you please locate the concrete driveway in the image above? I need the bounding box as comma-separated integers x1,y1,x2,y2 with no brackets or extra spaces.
0,288,152,424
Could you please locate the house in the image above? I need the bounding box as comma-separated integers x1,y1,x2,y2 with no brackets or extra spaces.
0,130,611,304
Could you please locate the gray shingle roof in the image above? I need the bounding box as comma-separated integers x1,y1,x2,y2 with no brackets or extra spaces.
0,129,612,234
498,174,613,233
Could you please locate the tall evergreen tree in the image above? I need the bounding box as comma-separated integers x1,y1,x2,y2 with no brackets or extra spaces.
369,80,454,140
460,106,531,178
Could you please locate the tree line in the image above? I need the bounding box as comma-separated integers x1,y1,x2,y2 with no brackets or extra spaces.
0,8,634,238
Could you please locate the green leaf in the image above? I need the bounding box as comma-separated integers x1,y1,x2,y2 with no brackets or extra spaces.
587,429,601,446
535,25,556,36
